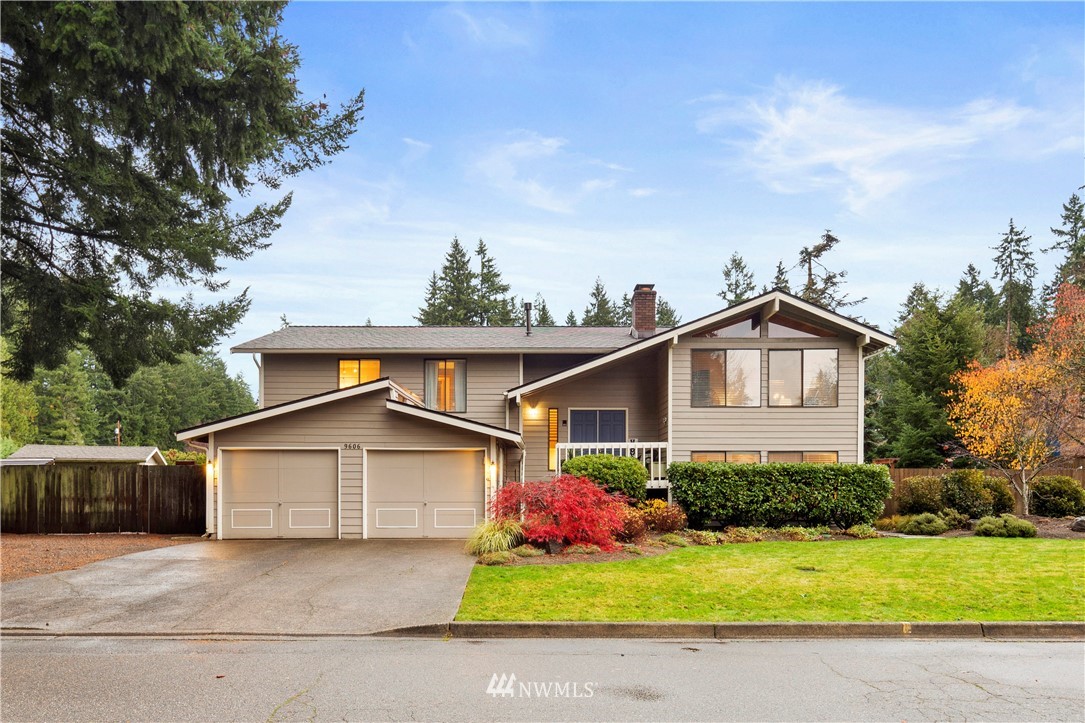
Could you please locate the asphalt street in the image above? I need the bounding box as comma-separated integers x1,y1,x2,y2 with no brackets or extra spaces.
2,636,1082,722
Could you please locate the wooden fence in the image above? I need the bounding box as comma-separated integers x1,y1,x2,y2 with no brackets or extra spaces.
1,464,205,535
883,467,1085,516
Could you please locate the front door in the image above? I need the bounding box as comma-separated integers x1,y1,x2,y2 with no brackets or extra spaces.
569,410,627,444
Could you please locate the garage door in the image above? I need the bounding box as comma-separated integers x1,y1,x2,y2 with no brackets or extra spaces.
367,450,483,538
221,450,338,539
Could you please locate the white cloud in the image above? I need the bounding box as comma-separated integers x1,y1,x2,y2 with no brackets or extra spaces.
696,78,1053,213
629,188,657,198
401,137,431,164
442,5,533,49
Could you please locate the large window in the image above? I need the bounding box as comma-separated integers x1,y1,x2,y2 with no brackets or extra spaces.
691,350,761,407
569,410,627,443
768,349,838,407
424,359,466,412
768,451,839,464
694,314,760,339
338,359,381,389
692,451,760,463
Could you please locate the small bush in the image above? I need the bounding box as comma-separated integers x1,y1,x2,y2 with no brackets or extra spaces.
616,506,648,543
898,512,949,536
560,454,649,502
722,526,764,543
941,470,994,519
511,544,543,558
897,476,944,514
564,543,602,555
477,551,515,566
874,515,908,532
983,477,1016,515
778,525,830,542
1030,476,1085,517
492,475,626,551
684,529,718,546
641,500,687,533
974,514,1037,538
844,524,879,539
938,508,971,530
622,544,644,555
658,533,689,547
464,519,524,555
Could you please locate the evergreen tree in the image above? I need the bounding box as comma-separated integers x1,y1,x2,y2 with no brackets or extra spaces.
617,293,633,327
564,311,579,326
416,272,445,325
1,2,365,385
992,219,1038,356
474,239,516,326
796,231,865,309
0,337,38,446
533,294,556,326
365,318,373,326
954,263,999,320
897,282,935,325
1046,191,1085,291
656,298,682,327
438,237,479,325
33,349,97,444
765,260,792,293
581,278,620,326
719,252,756,305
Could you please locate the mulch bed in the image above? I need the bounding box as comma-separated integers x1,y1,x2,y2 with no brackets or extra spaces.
0,533,202,582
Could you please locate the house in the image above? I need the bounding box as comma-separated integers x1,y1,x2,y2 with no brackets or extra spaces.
177,286,895,540
5,444,167,466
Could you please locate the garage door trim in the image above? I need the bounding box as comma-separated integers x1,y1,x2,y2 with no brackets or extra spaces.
362,447,487,539
217,446,342,540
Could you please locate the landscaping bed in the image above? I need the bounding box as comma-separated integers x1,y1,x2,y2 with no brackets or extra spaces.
0,533,201,582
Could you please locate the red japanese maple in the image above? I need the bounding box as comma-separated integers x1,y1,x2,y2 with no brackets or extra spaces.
492,475,627,551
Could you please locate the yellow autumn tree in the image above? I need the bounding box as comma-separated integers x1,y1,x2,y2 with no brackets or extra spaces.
947,352,1081,514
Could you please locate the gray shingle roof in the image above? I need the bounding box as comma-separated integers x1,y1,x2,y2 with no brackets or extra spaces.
231,325,662,353
9,445,164,463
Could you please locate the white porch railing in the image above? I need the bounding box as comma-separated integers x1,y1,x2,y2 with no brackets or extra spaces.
556,442,671,488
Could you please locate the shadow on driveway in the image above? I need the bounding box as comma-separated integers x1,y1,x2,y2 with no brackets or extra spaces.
1,539,474,635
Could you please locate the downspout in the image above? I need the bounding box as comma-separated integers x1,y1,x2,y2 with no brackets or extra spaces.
252,354,263,408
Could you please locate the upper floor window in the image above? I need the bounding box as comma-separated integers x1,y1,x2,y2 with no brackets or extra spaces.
694,313,760,339
339,359,381,389
425,359,466,412
768,451,839,464
768,349,838,407
767,314,837,339
691,350,761,407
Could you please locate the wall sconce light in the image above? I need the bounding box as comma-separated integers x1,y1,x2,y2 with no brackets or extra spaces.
486,461,497,483
525,403,541,419
205,461,215,482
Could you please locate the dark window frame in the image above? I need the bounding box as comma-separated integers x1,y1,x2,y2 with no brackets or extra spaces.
767,348,839,408
424,358,467,413
690,349,762,408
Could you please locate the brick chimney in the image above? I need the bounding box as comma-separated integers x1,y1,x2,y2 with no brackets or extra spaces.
631,283,657,338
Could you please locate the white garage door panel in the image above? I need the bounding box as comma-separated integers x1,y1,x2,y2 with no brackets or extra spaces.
221,450,338,539
367,450,483,539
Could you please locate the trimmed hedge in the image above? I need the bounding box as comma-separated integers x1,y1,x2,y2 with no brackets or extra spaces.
668,462,893,529
896,476,944,514
561,454,649,502
1031,476,1085,517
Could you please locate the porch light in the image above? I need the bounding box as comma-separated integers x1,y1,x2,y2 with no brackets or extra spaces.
486,461,497,483
525,403,540,419
205,461,215,482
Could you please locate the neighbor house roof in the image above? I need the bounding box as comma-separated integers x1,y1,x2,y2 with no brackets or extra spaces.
231,325,658,354
8,445,166,465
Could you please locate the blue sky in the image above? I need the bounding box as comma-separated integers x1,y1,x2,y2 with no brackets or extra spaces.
215,2,1084,393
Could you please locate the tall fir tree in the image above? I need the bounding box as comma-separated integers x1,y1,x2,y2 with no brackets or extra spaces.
581,278,620,326
656,298,682,327
1045,191,1085,292
533,294,556,326
617,293,633,327
796,231,865,309
992,219,1038,356
416,272,445,325
719,252,756,305
897,282,935,325
474,239,516,326
564,311,579,326
437,237,479,325
765,260,792,293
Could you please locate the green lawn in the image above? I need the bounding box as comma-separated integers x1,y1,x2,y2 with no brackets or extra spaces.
457,538,1085,622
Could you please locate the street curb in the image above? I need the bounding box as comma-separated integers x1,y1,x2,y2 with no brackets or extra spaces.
981,621,1085,640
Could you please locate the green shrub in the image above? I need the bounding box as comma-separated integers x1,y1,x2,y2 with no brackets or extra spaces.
974,514,1037,538
564,543,602,555
668,462,892,528
896,476,944,514
1030,476,1085,517
898,513,949,536
722,526,765,543
622,544,644,555
684,529,718,546
938,508,971,530
844,523,879,539
874,515,908,532
511,544,543,558
941,469,994,518
561,454,649,502
982,477,1016,515
616,506,648,542
477,551,515,565
778,525,830,542
641,500,688,533
464,519,523,555
658,533,689,547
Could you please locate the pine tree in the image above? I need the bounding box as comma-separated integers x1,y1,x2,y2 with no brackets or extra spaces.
766,260,792,293
796,231,865,309
992,219,1038,356
33,349,97,444
564,311,579,326
416,272,445,325
896,282,935,326
533,294,556,326
437,237,479,325
719,252,756,305
656,298,682,327
617,293,633,327
581,278,620,326
365,318,373,326
1046,191,1085,291
0,337,37,446
475,239,516,326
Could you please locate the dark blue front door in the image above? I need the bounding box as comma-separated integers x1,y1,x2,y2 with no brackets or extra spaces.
569,410,627,443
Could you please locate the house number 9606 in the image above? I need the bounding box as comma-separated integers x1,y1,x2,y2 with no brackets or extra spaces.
343,443,363,450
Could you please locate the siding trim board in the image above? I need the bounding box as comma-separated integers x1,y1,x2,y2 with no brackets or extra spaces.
385,400,523,447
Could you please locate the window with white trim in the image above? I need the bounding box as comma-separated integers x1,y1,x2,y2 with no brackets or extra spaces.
424,359,466,412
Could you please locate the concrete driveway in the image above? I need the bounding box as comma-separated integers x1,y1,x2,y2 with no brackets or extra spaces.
0,539,475,635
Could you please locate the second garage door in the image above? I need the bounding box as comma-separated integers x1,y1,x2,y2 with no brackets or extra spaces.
367,450,483,538
221,449,338,539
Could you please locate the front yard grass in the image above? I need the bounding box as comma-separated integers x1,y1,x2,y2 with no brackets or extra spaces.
457,537,1085,622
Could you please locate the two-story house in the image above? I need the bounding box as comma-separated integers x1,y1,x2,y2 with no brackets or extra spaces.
177,285,894,540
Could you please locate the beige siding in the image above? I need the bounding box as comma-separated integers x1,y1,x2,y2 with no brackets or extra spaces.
670,334,861,463
521,352,661,481
209,392,490,538
261,353,519,428
523,354,600,383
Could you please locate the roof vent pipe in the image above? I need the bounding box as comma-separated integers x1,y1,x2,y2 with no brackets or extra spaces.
524,302,533,336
